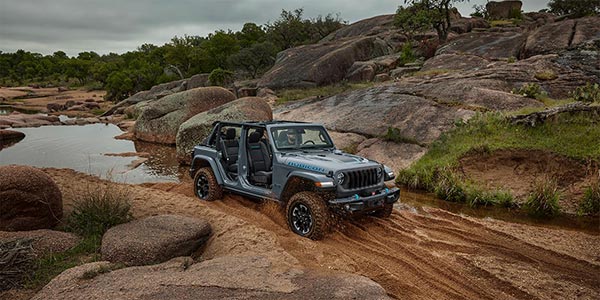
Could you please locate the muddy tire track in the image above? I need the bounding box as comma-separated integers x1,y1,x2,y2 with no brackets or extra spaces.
150,183,600,300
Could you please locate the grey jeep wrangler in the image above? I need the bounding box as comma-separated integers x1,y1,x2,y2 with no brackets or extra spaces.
189,121,400,240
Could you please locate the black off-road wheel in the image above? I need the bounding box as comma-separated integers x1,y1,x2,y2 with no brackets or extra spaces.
286,192,330,240
373,203,394,218
193,167,223,201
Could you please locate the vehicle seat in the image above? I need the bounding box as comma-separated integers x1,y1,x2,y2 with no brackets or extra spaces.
220,128,239,173
248,131,272,184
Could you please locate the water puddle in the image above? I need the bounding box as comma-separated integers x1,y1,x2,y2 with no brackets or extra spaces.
399,189,599,235
0,123,185,183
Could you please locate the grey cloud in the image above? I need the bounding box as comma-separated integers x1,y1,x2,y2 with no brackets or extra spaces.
0,0,550,56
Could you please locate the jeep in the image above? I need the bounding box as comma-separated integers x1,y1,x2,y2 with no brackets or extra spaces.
189,121,400,240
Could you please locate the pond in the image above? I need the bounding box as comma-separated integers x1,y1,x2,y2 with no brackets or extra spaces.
0,123,186,183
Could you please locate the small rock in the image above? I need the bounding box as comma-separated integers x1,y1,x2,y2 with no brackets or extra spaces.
101,215,212,266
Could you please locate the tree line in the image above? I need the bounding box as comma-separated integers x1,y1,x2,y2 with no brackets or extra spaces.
0,9,345,101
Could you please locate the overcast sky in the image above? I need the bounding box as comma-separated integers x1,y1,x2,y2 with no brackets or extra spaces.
0,0,550,56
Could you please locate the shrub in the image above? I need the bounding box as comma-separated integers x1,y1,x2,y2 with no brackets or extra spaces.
571,83,600,103
507,56,516,63
534,70,558,81
400,42,416,65
382,127,420,145
66,182,133,237
524,177,561,217
578,175,600,216
512,83,545,99
208,68,234,86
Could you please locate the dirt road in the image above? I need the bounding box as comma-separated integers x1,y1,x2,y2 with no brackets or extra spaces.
50,169,600,300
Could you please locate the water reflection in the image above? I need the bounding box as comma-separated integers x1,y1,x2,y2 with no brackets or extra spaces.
0,123,183,183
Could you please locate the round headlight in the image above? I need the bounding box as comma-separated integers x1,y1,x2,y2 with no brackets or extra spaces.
376,167,383,179
336,172,345,185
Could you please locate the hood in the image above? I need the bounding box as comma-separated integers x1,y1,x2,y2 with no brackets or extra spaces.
279,150,381,174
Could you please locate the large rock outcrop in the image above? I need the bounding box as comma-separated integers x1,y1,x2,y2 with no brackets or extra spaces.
176,97,273,164
436,31,526,60
258,36,392,89
522,16,600,58
102,73,210,116
275,84,474,144
134,87,236,144
32,255,390,300
101,215,211,266
0,165,62,231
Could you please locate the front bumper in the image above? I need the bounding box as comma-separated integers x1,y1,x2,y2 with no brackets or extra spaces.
328,187,400,214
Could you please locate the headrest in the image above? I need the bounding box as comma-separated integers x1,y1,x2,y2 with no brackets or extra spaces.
225,128,236,140
248,131,262,143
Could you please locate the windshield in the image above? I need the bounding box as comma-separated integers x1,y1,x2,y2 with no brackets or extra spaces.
270,126,334,150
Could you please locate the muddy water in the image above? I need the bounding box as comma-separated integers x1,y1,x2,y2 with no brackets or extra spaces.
400,189,599,234
0,123,186,183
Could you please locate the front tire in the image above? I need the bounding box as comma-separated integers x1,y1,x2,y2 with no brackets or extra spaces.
193,167,223,201
286,192,330,240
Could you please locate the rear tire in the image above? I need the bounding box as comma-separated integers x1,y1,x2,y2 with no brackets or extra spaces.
373,203,394,218
286,192,330,240
193,167,223,201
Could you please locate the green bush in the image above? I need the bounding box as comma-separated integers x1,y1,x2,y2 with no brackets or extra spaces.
571,83,600,103
66,183,133,237
382,127,420,145
208,68,234,86
400,42,416,65
578,176,600,216
512,83,545,99
534,70,557,81
524,177,561,217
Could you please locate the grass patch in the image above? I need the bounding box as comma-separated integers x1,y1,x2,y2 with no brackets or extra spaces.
26,235,101,289
578,175,600,216
512,83,546,99
275,81,374,105
65,182,133,237
524,177,561,217
91,108,106,116
397,112,600,209
26,181,133,289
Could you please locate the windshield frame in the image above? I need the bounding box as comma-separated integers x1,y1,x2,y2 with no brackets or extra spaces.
269,125,335,151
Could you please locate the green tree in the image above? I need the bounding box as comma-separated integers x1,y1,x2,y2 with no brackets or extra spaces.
395,3,432,42
310,13,346,40
203,30,240,70
236,23,267,48
548,0,599,17
228,41,277,78
63,58,92,85
266,8,312,50
399,0,467,43
105,71,133,101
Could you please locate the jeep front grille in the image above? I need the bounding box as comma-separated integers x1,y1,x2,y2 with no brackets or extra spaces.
342,168,379,190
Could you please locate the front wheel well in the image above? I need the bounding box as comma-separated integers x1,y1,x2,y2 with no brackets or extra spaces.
191,158,211,174
280,176,334,204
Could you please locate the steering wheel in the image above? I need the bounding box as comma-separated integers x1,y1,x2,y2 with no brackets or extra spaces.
302,140,316,145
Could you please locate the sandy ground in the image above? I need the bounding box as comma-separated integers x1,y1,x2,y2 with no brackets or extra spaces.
0,87,108,116
44,168,600,300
